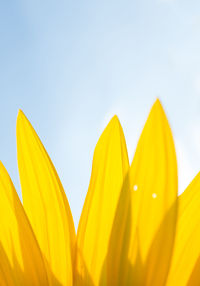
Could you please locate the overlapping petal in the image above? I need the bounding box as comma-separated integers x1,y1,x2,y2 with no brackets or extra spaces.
0,161,49,285
167,172,200,286
16,111,75,286
129,100,178,285
107,100,178,285
75,116,129,286
0,100,199,286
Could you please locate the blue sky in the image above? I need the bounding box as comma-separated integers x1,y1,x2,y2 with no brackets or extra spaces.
1,0,200,227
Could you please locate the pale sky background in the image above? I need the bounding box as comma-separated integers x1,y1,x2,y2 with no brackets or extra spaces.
1,0,200,227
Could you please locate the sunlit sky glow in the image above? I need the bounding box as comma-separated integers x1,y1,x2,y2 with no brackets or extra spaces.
1,0,200,227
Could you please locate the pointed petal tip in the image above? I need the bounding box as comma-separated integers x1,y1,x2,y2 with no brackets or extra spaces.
17,109,26,121
104,115,124,138
17,109,23,116
155,97,161,104
149,98,168,122
153,98,163,110
17,110,25,129
16,110,31,135
110,114,120,126
99,115,122,139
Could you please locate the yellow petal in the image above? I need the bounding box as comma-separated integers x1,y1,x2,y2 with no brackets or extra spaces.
167,172,200,286
75,116,130,286
106,170,131,286
17,110,75,286
108,100,177,286
130,99,178,285
0,161,49,285
107,100,178,285
0,243,16,286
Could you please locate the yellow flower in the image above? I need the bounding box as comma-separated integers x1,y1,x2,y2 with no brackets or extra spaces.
0,99,199,285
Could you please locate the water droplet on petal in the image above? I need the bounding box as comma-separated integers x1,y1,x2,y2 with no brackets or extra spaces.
133,185,138,191
152,193,157,199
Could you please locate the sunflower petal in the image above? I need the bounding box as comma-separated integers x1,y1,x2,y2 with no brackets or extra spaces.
75,116,129,286
129,99,178,285
0,162,49,285
17,111,75,286
106,171,131,286
0,243,16,286
106,100,178,285
167,172,200,286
